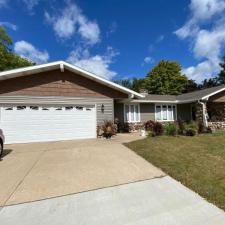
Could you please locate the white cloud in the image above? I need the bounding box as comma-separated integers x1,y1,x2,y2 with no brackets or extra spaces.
156,35,164,43
45,2,100,44
0,21,17,30
22,0,39,12
0,0,8,8
175,0,225,82
144,56,154,64
67,47,119,80
142,56,154,66
14,40,49,64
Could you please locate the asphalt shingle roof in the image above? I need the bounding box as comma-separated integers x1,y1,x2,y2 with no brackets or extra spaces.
142,85,225,102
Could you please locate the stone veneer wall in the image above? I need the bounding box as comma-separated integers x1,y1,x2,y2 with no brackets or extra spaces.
195,102,204,124
208,122,225,130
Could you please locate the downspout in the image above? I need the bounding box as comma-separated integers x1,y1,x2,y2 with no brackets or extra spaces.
198,100,208,127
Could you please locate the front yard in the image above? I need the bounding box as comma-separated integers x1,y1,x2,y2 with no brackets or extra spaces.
125,132,225,211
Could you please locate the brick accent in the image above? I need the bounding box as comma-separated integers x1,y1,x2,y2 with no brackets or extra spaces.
0,69,128,99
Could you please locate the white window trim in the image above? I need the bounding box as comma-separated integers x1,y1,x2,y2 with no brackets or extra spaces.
124,103,140,123
155,104,177,122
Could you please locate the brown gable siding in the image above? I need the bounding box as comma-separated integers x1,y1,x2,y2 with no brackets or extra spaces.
209,90,225,102
0,69,128,99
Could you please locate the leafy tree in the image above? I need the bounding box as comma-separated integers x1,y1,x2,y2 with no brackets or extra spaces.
198,77,219,89
182,79,199,93
114,79,133,89
131,78,145,92
218,55,225,84
0,26,34,71
144,60,188,95
114,78,145,92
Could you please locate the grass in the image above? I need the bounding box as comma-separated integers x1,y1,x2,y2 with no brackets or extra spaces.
125,132,225,211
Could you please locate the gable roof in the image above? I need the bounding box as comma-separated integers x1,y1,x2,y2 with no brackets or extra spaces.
132,85,225,103
177,85,225,101
0,61,144,98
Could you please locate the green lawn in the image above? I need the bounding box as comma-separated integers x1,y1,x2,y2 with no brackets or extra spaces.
125,132,225,211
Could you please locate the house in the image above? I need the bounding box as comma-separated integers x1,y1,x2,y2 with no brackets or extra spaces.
115,85,225,131
0,61,224,144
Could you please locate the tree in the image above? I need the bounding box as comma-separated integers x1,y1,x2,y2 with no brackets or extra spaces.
114,78,145,92
198,77,219,89
218,55,225,84
0,26,34,71
114,79,133,89
182,79,199,93
144,60,188,95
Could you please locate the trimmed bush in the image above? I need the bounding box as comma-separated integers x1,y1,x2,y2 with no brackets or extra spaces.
153,122,164,136
184,121,197,136
165,123,177,136
185,128,196,136
145,120,155,131
144,120,163,136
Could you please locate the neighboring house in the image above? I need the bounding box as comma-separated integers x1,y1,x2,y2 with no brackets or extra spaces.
0,61,224,144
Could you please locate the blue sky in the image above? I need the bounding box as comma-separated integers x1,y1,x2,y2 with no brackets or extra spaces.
1,0,225,83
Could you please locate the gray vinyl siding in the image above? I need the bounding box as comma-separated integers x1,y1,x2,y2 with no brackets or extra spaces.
177,103,192,121
140,103,155,122
96,99,114,125
0,95,113,126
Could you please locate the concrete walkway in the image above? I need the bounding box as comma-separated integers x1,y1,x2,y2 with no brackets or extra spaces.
0,133,164,206
1,176,225,225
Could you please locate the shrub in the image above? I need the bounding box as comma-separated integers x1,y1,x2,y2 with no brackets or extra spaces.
186,121,198,130
102,120,117,139
152,122,164,136
145,120,155,131
165,123,177,136
177,119,185,135
185,128,196,136
184,121,198,136
116,122,130,133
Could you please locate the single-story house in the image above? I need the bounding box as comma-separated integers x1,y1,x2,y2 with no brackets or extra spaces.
0,61,225,144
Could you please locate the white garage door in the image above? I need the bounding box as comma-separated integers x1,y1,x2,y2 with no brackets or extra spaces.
0,105,96,144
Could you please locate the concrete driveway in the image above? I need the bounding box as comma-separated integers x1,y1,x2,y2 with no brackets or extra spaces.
0,133,164,206
1,177,225,225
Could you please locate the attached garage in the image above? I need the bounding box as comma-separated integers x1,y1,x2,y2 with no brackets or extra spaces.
0,105,96,144
0,61,142,144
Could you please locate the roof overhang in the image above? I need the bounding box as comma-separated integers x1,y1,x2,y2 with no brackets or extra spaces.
201,87,225,100
0,61,144,99
119,99,199,104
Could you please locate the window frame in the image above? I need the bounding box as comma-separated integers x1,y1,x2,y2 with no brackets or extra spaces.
155,104,177,122
124,103,140,123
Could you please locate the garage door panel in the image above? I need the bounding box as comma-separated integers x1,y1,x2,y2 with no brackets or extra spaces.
0,105,96,144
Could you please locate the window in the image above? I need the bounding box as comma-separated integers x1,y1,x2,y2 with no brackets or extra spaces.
155,104,177,121
30,106,39,110
4,107,13,111
17,106,26,110
55,107,62,110
76,106,83,110
124,104,140,122
65,106,73,110
42,107,49,111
